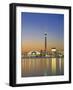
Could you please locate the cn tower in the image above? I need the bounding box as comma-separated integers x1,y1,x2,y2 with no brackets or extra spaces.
44,33,47,53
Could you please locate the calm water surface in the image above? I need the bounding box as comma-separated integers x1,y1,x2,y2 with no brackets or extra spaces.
21,57,64,77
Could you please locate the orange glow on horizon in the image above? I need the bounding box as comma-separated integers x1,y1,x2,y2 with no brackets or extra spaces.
21,42,64,53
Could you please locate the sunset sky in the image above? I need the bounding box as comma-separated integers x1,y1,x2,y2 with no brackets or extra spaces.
21,12,64,52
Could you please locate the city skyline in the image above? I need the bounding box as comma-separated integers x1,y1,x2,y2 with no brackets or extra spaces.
21,12,64,52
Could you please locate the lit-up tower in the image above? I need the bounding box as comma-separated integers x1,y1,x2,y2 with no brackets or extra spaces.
44,33,47,53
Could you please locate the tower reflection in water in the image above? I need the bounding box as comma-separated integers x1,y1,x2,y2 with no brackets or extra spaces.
21,57,64,77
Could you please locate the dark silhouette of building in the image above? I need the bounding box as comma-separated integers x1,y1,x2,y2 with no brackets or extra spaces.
44,33,47,53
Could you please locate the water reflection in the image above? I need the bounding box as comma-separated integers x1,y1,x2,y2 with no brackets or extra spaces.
21,57,64,77
52,58,56,75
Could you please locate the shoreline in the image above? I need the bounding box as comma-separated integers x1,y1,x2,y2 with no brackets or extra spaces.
22,56,64,59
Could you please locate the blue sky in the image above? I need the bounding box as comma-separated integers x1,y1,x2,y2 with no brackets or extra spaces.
21,12,64,52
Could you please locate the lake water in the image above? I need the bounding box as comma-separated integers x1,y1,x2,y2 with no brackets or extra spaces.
21,57,64,77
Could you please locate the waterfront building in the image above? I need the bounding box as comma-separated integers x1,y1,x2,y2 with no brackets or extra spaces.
27,51,40,57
